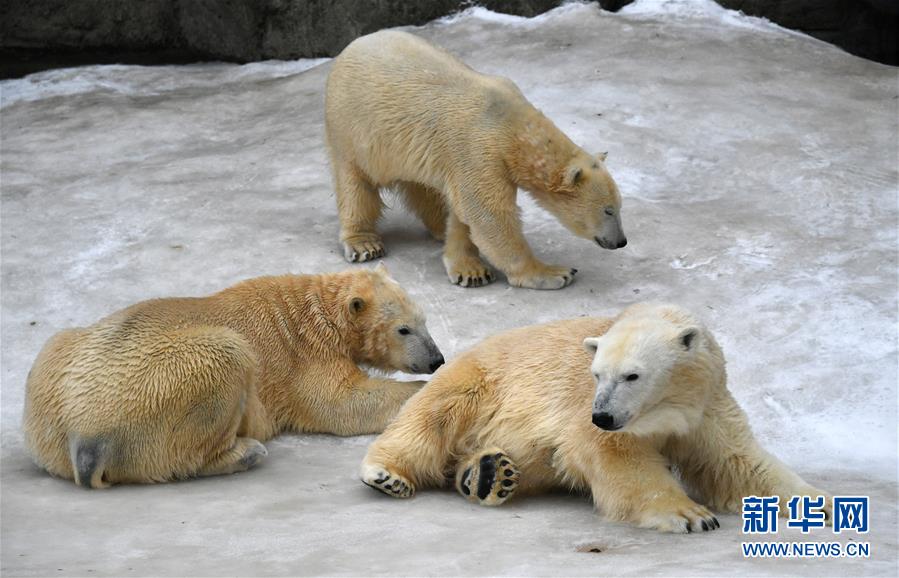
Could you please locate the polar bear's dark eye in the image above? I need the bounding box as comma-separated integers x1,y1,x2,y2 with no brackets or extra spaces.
625,373,639,382
604,207,615,216
398,327,411,336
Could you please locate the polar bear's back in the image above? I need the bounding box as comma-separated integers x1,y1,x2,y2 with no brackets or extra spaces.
475,317,614,396
436,317,615,433
325,30,529,187
336,30,476,84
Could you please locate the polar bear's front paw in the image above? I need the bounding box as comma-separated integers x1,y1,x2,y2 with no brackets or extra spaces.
508,264,577,290
456,450,519,506
780,488,834,526
443,255,494,288
343,235,386,263
637,499,720,534
361,463,414,498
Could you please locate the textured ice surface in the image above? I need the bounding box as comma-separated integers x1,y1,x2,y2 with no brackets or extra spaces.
1,2,897,576
0,59,330,105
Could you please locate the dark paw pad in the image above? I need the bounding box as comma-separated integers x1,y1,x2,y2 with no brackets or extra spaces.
459,467,472,496
458,450,519,506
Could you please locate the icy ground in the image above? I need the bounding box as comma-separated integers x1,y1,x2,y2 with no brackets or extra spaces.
1,1,897,575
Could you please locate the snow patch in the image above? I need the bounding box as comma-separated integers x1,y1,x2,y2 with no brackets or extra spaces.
669,255,715,270
437,1,597,27
620,0,811,38
437,0,806,43
1,58,329,107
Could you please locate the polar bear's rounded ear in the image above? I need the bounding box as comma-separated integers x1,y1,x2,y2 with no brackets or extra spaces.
564,165,583,188
596,151,608,162
677,327,701,351
583,337,601,353
349,297,366,314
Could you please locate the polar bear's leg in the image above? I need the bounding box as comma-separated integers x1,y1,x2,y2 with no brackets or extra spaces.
397,181,448,241
442,211,494,287
163,329,267,481
298,372,425,436
335,161,385,262
674,396,833,522
104,327,264,484
719,446,833,523
360,404,447,499
196,437,268,477
455,448,519,506
361,358,484,499
452,183,576,290
561,428,719,533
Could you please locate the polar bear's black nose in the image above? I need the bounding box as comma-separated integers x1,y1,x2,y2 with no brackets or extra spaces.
429,355,445,373
592,412,618,430
617,237,627,248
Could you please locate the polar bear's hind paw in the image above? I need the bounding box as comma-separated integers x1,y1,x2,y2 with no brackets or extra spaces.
457,450,519,506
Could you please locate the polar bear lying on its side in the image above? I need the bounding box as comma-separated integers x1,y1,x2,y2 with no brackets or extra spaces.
361,303,831,533
325,30,627,290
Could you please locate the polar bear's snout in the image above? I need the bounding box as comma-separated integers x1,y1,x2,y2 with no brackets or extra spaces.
591,392,630,431
595,212,627,250
427,350,445,373
405,331,444,374
595,235,627,250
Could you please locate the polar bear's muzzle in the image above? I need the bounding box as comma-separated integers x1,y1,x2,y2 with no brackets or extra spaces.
595,236,627,250
592,389,632,431
595,213,627,250
406,332,445,374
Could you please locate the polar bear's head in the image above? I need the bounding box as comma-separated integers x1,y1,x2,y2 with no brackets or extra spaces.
544,152,627,250
583,304,716,437
347,263,444,374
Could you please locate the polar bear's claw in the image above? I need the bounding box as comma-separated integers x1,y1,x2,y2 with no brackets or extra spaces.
639,500,720,534
508,264,577,290
343,238,385,263
444,255,494,288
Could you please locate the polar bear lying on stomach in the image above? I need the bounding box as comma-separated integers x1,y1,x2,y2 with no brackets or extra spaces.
24,265,444,488
361,303,831,533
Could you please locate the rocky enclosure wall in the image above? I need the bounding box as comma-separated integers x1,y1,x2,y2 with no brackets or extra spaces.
1,0,895,78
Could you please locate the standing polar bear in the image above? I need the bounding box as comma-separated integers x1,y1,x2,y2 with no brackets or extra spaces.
361,303,831,533
24,265,444,488
325,30,627,290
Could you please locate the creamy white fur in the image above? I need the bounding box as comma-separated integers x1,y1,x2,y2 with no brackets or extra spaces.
362,303,832,533
325,30,626,289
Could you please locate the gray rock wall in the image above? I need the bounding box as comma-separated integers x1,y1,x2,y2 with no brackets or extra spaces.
1,0,895,78
1,0,567,77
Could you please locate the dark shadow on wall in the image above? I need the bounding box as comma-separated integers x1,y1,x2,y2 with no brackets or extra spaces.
0,0,895,79
717,0,898,66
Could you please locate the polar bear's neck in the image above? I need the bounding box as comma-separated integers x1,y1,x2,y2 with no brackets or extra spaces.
506,110,579,195
215,273,358,360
